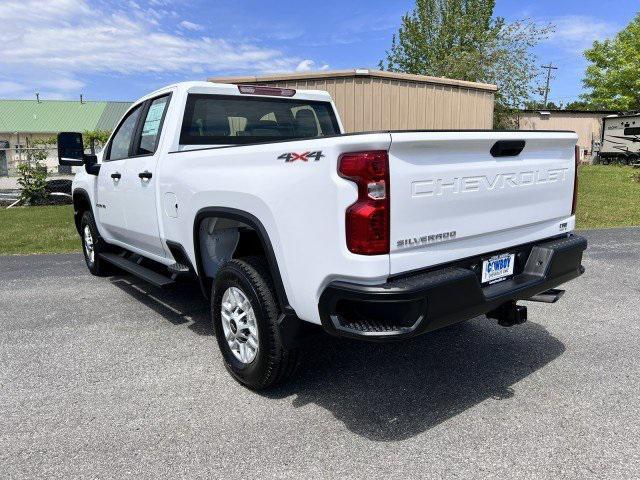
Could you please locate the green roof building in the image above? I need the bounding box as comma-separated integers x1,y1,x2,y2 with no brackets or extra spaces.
0,99,131,175
0,99,131,133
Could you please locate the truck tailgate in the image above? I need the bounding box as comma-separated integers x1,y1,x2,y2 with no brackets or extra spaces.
388,131,578,274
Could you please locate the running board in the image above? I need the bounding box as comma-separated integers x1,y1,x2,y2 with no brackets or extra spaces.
99,253,176,288
528,288,565,303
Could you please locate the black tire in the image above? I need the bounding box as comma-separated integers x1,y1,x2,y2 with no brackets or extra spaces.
79,210,113,276
211,256,299,390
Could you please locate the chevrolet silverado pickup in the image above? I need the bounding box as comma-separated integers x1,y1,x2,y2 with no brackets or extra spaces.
58,81,587,389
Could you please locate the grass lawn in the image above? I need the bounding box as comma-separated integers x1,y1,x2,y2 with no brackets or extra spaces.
576,165,640,229
0,205,79,255
0,165,638,255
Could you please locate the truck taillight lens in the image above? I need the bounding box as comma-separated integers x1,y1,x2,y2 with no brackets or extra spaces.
572,145,579,215
338,151,390,255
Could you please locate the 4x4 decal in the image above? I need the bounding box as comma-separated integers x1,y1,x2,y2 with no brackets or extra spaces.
279,151,324,162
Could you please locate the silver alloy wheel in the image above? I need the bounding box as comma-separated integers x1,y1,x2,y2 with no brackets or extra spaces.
83,225,95,264
221,286,259,364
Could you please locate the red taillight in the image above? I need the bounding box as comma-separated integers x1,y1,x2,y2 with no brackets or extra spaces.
572,145,580,215
238,85,296,97
338,150,390,255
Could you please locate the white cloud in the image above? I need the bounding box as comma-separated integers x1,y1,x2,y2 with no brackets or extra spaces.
548,15,619,53
295,60,330,72
0,0,92,23
179,20,203,31
41,78,87,91
0,0,318,98
0,81,29,97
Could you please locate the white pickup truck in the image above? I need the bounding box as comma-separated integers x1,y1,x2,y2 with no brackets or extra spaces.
59,81,587,389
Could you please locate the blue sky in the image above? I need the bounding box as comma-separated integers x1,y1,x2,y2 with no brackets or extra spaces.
0,0,636,105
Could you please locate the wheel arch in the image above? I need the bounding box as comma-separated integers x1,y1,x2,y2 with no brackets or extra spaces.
193,207,291,312
72,188,93,234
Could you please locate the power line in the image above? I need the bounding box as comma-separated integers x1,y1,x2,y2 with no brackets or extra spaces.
541,63,558,108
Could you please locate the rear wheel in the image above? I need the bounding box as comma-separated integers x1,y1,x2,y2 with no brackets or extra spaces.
80,211,113,276
211,256,299,390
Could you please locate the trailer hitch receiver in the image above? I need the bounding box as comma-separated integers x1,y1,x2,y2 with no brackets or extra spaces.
487,301,528,327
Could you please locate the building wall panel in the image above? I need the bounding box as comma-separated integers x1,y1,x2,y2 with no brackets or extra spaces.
518,112,609,155
210,70,496,132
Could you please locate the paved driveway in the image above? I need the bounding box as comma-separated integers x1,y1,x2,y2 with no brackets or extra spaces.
1,229,639,479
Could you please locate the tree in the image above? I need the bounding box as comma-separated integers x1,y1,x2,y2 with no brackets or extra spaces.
379,0,552,127
83,130,112,153
581,13,640,111
564,100,596,111
525,100,561,110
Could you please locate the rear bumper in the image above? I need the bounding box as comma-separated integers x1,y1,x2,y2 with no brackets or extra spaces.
318,234,587,341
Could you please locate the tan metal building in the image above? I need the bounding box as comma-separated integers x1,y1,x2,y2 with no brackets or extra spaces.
517,109,617,158
209,69,497,132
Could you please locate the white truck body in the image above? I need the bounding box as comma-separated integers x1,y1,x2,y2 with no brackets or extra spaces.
65,81,585,357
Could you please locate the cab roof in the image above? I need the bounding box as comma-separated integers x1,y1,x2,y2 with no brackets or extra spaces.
142,81,333,104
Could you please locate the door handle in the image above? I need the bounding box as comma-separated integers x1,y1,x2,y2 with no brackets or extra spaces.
138,171,152,179
111,172,121,179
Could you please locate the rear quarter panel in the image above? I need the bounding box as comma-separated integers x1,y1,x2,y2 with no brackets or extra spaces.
157,134,392,324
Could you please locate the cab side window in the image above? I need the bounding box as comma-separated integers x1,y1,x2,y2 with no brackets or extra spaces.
107,105,143,160
136,95,171,156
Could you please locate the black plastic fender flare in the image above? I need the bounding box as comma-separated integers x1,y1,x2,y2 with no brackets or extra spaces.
71,188,93,234
193,207,305,348
192,207,290,310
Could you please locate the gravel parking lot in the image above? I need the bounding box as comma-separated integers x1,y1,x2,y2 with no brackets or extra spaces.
1,228,639,479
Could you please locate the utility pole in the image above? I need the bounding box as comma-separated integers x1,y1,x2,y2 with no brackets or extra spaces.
541,63,558,108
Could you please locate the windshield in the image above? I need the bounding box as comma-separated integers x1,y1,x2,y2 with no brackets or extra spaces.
180,94,340,145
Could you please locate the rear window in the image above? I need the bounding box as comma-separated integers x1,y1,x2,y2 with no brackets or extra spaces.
180,94,340,145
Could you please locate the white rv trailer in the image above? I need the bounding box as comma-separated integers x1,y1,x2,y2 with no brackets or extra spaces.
599,113,640,164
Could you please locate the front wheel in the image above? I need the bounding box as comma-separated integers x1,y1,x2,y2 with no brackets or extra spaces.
80,211,113,276
211,256,299,390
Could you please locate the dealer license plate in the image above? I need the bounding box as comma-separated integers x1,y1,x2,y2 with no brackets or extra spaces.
482,253,515,284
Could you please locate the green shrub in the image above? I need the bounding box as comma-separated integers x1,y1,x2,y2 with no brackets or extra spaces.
17,161,49,205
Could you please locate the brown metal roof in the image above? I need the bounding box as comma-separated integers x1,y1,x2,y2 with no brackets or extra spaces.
208,68,498,93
